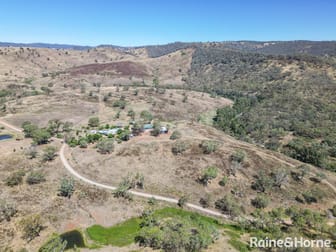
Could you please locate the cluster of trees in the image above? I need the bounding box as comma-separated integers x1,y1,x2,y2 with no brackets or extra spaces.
243,206,334,242
22,119,72,144
135,210,219,251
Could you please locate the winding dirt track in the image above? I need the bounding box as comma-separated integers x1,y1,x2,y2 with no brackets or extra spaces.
1,118,335,218
59,144,227,218
0,118,228,218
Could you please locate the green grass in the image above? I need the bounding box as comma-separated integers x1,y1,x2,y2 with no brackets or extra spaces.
224,228,251,252
86,218,142,247
228,238,251,252
86,207,249,249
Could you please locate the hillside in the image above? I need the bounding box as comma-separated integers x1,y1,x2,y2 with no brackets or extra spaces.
0,42,335,251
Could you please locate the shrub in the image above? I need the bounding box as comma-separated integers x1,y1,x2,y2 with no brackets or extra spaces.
20,214,44,242
42,146,57,162
177,195,188,208
113,99,126,109
251,195,269,209
127,109,135,119
150,126,160,137
230,150,246,163
96,138,114,154
79,138,88,148
200,140,219,154
251,171,273,192
215,195,243,217
272,168,288,188
169,130,181,140
199,166,218,185
140,110,153,122
5,170,25,187
32,129,51,145
39,235,67,252
113,184,133,200
291,164,310,182
219,176,228,186
0,200,17,222
148,197,157,205
58,177,75,198
199,194,211,208
26,171,46,185
120,172,145,190
88,117,99,127
172,141,188,155
25,146,38,159
302,189,325,204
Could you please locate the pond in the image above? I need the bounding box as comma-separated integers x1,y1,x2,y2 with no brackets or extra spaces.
60,230,85,249
0,134,12,141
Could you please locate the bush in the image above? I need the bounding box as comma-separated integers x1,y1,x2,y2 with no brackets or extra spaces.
127,109,135,119
272,168,288,188
230,150,246,163
169,130,181,140
79,138,88,148
177,195,188,208
58,177,75,198
32,129,51,145
302,188,325,204
88,117,99,127
199,166,218,185
199,194,211,208
39,235,67,252
215,195,243,217
251,195,269,209
26,171,46,185
251,171,273,192
219,176,228,186
113,99,127,109
113,184,133,200
25,146,38,159
150,127,160,137
291,164,310,182
96,138,114,154
140,110,153,122
0,200,17,222
172,141,188,155
5,170,25,187
20,214,44,242
200,140,219,154
42,146,57,162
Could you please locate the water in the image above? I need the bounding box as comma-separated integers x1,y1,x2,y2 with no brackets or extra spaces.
0,134,12,141
60,230,85,249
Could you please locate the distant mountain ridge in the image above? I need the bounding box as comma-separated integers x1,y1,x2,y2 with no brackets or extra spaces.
0,42,92,50
1,40,336,56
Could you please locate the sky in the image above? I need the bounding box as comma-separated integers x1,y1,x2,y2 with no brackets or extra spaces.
0,0,335,46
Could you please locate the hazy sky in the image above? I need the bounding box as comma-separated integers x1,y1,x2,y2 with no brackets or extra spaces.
0,0,335,46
